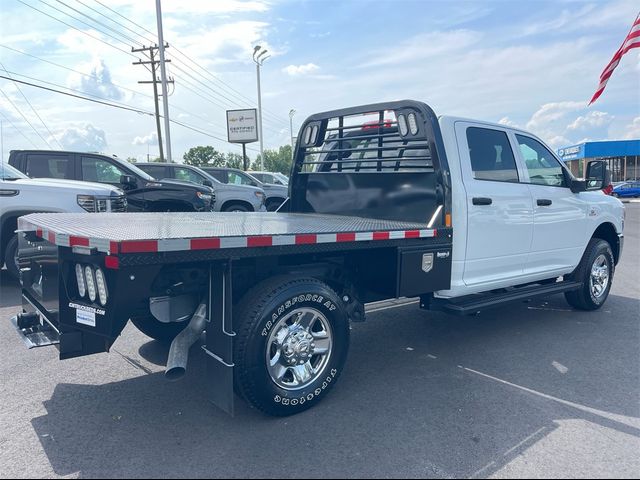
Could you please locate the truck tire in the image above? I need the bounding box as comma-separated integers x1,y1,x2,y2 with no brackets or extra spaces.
564,238,614,311
266,198,284,212
234,276,350,416
223,203,250,212
130,315,189,343
4,235,19,279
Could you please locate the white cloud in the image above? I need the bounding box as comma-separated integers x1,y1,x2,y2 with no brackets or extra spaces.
498,116,518,127
175,21,273,65
282,63,320,76
67,58,124,101
50,124,107,152
357,30,482,68
133,131,158,146
624,117,640,139
525,101,584,133
566,111,614,132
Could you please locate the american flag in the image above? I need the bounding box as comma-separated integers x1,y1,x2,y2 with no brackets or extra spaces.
589,12,640,105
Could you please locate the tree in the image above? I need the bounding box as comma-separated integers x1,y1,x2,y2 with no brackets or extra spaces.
183,146,225,167
126,156,137,163
224,152,244,170
252,145,292,174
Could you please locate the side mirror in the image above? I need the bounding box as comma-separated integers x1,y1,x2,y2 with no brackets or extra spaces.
120,175,137,188
585,160,609,191
203,179,213,188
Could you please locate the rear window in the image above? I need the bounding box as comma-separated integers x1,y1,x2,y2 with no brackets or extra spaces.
466,127,519,182
139,164,166,179
26,154,72,179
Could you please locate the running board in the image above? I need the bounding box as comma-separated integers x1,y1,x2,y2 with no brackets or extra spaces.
11,312,60,348
428,281,582,316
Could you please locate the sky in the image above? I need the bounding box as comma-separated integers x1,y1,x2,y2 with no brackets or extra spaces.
0,0,639,163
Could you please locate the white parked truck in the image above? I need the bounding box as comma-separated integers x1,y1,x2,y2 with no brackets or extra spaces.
13,101,624,416
0,162,126,278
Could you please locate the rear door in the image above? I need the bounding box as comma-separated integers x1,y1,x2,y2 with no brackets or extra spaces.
513,134,587,274
455,122,533,286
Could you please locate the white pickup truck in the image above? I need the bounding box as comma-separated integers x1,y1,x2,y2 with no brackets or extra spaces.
14,101,624,417
0,162,126,278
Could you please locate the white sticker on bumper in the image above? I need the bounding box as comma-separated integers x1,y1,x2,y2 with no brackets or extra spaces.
76,308,96,327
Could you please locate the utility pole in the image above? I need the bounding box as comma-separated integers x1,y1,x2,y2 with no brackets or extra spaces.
1,120,3,164
156,0,172,162
132,44,173,162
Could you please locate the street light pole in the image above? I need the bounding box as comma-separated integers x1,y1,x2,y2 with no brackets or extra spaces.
155,0,172,162
253,45,270,170
289,109,296,160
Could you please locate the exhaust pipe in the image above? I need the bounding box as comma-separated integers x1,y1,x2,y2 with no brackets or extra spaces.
165,303,207,382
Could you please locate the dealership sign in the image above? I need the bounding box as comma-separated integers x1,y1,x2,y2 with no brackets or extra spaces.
227,109,258,143
557,144,583,161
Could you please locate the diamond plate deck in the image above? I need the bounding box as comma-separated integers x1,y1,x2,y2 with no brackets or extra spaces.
18,212,438,255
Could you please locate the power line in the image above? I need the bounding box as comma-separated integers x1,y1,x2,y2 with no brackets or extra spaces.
0,110,39,148
52,0,144,47
68,0,150,46
0,43,233,139
35,0,141,48
87,0,289,131
89,0,289,127
0,74,259,150
0,44,154,100
0,74,154,115
0,61,64,149
0,87,51,147
15,0,140,60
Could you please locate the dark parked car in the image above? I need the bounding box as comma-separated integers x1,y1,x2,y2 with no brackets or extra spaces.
612,181,640,198
202,167,287,211
137,162,266,212
8,150,215,212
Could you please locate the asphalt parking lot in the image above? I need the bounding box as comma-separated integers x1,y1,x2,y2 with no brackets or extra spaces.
0,205,638,479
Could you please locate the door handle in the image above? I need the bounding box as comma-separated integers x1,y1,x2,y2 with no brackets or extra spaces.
537,199,552,206
472,197,492,205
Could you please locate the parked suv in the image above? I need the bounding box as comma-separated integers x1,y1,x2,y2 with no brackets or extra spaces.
137,162,266,212
202,167,287,211
249,171,289,186
0,162,125,278
8,150,214,212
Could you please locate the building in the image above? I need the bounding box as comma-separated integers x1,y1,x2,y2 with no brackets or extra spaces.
557,139,640,183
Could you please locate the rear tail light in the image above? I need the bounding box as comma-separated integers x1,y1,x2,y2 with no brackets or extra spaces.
84,266,97,302
95,268,108,306
75,264,86,297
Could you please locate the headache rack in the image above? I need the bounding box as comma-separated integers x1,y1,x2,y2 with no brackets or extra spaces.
288,100,451,225
299,115,434,173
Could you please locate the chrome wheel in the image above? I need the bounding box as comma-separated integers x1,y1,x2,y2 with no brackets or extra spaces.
266,307,333,391
590,254,610,299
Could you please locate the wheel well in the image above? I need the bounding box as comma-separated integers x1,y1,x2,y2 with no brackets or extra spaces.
592,222,620,264
1,215,19,260
221,200,254,212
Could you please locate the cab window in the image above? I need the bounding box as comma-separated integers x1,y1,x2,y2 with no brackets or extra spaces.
81,156,128,183
228,171,256,186
516,135,566,187
174,167,205,184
